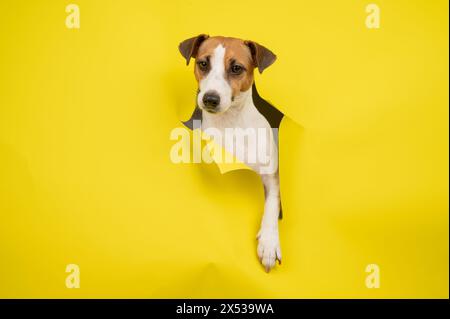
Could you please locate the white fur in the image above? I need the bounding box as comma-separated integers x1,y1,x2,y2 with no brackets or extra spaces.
197,45,233,113
200,44,282,272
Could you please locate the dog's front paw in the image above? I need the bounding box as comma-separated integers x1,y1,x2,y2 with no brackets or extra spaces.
256,228,282,272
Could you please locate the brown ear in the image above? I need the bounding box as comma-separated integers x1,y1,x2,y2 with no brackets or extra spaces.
245,40,277,73
178,34,209,65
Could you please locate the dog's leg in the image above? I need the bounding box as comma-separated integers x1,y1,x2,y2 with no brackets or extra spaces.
257,172,281,272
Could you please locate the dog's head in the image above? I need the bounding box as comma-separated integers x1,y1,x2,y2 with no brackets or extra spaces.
179,35,276,114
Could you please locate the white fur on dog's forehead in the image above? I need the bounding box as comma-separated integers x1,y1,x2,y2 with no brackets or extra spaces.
199,44,227,91
196,36,252,62
197,44,232,110
210,45,226,76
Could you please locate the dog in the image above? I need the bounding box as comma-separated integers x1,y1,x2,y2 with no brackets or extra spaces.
179,35,282,272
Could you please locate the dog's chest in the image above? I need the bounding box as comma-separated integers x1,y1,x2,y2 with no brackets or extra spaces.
201,104,277,173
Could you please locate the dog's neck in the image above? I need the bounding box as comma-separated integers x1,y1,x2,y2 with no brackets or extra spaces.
201,87,256,129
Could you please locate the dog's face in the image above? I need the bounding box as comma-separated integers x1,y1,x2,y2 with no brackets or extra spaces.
179,35,276,114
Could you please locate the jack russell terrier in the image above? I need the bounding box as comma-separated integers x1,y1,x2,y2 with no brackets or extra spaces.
179,35,282,272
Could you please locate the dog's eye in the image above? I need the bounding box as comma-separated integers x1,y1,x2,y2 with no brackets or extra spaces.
231,64,244,75
197,60,208,71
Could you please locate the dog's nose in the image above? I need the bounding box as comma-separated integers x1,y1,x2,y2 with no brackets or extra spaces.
203,92,220,108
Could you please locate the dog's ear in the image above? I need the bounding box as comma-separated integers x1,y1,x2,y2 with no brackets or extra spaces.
179,34,209,65
244,40,277,74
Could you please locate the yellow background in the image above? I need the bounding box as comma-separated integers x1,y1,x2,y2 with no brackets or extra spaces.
0,0,448,298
